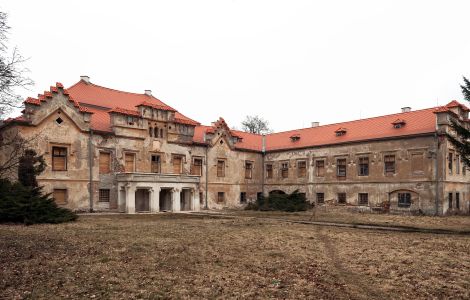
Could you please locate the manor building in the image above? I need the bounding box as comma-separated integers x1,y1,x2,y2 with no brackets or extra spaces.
1,76,469,215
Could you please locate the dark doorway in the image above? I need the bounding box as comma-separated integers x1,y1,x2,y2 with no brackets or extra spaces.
135,189,150,212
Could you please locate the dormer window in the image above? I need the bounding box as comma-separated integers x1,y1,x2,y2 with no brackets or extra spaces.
290,134,301,142
392,119,406,129
335,128,347,136
127,116,135,125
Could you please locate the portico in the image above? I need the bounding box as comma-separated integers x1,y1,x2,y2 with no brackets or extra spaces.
117,173,201,214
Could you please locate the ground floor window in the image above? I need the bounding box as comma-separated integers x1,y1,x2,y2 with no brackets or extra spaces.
217,192,225,203
99,189,110,202
337,193,346,204
53,189,67,205
358,193,369,205
316,193,325,204
240,192,247,204
398,193,411,208
257,192,263,200
448,193,453,209
199,192,204,205
456,192,460,210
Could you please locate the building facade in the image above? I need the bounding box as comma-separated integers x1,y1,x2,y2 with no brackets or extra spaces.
1,76,469,215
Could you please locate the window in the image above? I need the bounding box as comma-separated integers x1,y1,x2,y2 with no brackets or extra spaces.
384,155,396,175
257,192,263,201
160,128,164,138
172,155,183,174
358,193,369,205
127,116,136,125
217,160,225,177
337,193,346,204
266,164,273,179
245,161,253,179
337,158,347,178
191,157,203,176
52,147,67,171
358,157,369,176
297,160,307,178
411,153,424,175
456,155,460,175
217,192,225,203
463,164,467,176
199,192,204,205
281,162,289,178
53,189,67,205
316,160,325,177
149,127,153,137
398,193,411,208
240,192,247,204
448,192,453,209
99,189,110,202
99,152,111,174
316,193,325,204
151,155,161,173
154,127,159,138
456,192,460,210
448,152,453,175
124,153,135,172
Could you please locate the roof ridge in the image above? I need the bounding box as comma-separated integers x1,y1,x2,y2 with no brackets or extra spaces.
266,106,439,137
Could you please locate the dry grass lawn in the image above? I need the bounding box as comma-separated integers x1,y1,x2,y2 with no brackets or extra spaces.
1,213,469,299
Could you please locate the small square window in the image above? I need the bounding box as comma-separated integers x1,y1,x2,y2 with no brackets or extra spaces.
337,193,346,204
99,189,110,202
217,192,225,203
316,193,325,204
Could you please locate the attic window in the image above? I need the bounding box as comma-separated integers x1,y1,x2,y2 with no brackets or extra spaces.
55,117,63,125
335,128,347,136
290,134,301,142
392,119,406,129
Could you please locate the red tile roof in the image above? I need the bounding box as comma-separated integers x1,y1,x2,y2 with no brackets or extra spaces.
109,107,141,117
445,100,470,111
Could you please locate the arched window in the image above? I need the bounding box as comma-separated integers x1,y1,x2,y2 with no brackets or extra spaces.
149,127,153,137
160,128,164,138
154,127,159,138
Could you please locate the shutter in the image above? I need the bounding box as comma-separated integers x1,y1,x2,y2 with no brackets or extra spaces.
173,156,182,174
411,153,424,174
99,152,111,174
125,153,135,172
53,189,67,205
53,157,66,171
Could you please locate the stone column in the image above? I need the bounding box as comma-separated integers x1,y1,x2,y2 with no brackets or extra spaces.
172,188,181,212
125,184,136,214
192,189,200,211
150,186,160,213
117,184,125,212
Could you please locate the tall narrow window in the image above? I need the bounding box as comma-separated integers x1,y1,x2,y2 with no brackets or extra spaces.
337,158,347,178
384,155,396,175
154,127,159,138
151,155,161,173
53,189,67,205
217,160,225,177
217,192,225,203
99,152,111,174
456,192,460,210
266,164,273,179
52,147,67,171
456,155,460,175
448,152,453,175
358,157,369,176
448,192,453,209
245,161,253,179
297,160,307,178
316,160,325,177
191,157,203,176
124,153,135,172
398,193,411,208
358,193,369,205
240,192,247,204
411,153,424,175
149,127,153,137
172,155,183,174
281,162,289,178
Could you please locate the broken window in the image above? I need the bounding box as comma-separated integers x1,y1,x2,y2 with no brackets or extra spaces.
398,193,411,208
281,162,289,178
124,153,135,172
358,193,369,206
411,153,424,175
316,193,325,204
172,155,183,174
53,189,67,205
384,155,396,175
151,155,161,173
240,192,247,204
217,192,225,203
217,160,225,177
297,160,307,178
52,147,67,171
245,161,253,179
448,152,453,175
337,193,346,204
99,152,111,174
191,157,203,176
316,160,325,177
99,189,110,202
358,157,369,176
336,158,347,178
266,164,273,179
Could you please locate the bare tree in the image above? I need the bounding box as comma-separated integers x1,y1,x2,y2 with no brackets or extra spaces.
0,11,33,118
241,115,272,134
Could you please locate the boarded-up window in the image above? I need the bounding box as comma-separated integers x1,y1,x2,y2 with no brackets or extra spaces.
297,160,307,178
411,153,424,174
316,160,325,177
245,161,253,179
151,155,161,173
191,158,203,176
99,152,111,174
52,147,67,171
53,189,67,205
124,153,135,172
217,192,225,203
358,157,369,176
337,158,347,178
217,160,225,177
172,156,182,174
281,162,289,178
384,155,396,174
266,164,273,179
99,189,110,202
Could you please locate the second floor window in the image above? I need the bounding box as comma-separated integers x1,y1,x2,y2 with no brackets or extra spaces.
297,160,307,178
99,152,111,174
281,162,289,178
124,153,135,172
52,147,67,171
384,155,396,175
245,161,253,179
172,155,183,174
191,158,203,176
316,160,325,177
358,157,369,176
337,158,347,178
217,160,225,177
151,155,161,173
266,164,273,179
448,152,453,175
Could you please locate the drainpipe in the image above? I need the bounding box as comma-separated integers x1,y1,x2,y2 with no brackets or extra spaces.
88,129,94,212
261,134,266,196
434,133,440,216
204,133,209,209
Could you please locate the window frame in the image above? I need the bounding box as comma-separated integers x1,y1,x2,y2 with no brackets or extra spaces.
398,193,412,208
384,154,396,175
297,160,307,178
336,158,347,179
245,161,253,179
53,189,68,205
99,151,111,174
124,152,136,172
217,192,225,203
358,193,369,206
316,192,325,204
191,157,203,176
337,192,347,204
52,146,67,171
280,161,289,179
99,189,110,202
240,192,247,204
265,163,273,179
315,160,325,177
358,156,369,176
151,154,161,173
217,159,226,177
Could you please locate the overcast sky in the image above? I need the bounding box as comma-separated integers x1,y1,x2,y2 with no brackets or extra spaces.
2,0,470,132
